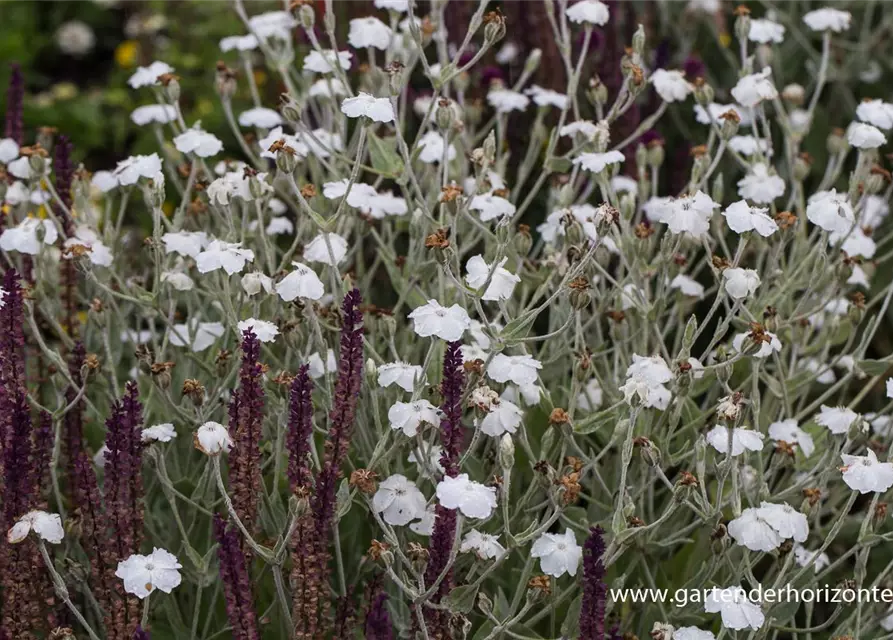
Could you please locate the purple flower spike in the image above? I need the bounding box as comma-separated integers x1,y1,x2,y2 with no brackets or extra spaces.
4,64,24,145
214,514,260,640
438,340,466,478
227,329,265,539
364,592,393,640
287,364,314,494
579,526,608,639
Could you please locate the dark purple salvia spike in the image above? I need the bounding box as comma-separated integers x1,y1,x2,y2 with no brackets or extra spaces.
103,381,144,640
3,64,24,145
0,270,26,392
579,526,608,640
1,389,34,527
311,288,364,538
423,340,467,635
54,135,80,335
437,340,466,477
73,443,114,615
286,364,314,494
227,329,265,543
214,514,260,640
364,592,393,640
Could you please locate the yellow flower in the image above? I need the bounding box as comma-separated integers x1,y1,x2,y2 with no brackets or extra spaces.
254,70,268,87
162,201,174,217
1,204,10,217
115,40,140,69
719,32,732,48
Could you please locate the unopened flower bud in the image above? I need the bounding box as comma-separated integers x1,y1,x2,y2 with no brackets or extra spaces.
635,143,648,172
249,174,266,199
436,98,454,130
631,24,646,57
568,276,592,310
482,130,496,164
587,76,608,106
477,592,493,616
782,83,805,106
693,80,714,106
515,224,532,256
280,95,302,123
711,173,724,206
524,48,542,75
827,128,848,155
593,120,611,152
275,147,298,174
498,434,515,470
865,171,886,194
215,62,237,99
483,10,506,44
734,8,752,44
646,142,664,168
298,3,315,28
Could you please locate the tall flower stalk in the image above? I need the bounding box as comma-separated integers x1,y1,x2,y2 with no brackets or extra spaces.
103,381,144,640
214,514,260,640
3,63,24,145
227,329,265,550
579,526,608,639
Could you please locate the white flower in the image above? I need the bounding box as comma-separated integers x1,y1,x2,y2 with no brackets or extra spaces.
856,99,893,130
388,400,442,437
64,226,114,266
737,163,785,204
237,318,279,343
465,255,520,301
526,85,569,109
195,421,233,455
248,10,297,40
306,350,337,379
0,137,18,163
417,131,457,164
559,120,599,140
695,103,752,127
651,69,692,103
323,179,379,208
768,419,815,457
142,423,176,443
408,300,471,341
131,104,178,126
834,226,876,258
241,271,274,296
806,189,854,234
705,586,765,630
127,61,173,88
303,49,352,74
496,41,520,64
162,231,207,259
573,150,625,175
114,153,162,186
364,191,408,219
410,506,437,535
220,34,258,52
480,399,523,437
565,0,610,25
196,240,254,275
670,274,705,299
436,474,497,519
706,425,765,456
722,268,761,299
731,68,778,108
378,362,423,393
620,354,673,409
793,545,830,573
340,93,395,123
759,502,809,543
488,354,542,386
816,405,858,435
373,474,427,526
502,383,542,407
348,17,392,49
841,449,893,493
309,77,348,98
7,511,64,544
238,107,283,129
8,156,34,180
267,217,294,237
303,233,348,266
728,135,771,157
847,122,886,149
460,530,506,560
727,508,782,552
531,529,583,577
277,263,324,301
0,218,58,255
174,127,223,158
487,89,530,114
375,0,408,12
749,18,785,43
654,191,718,236
169,321,225,353
469,193,516,221
803,8,851,32
115,548,182,599
161,271,194,291
577,378,603,411
675,628,716,640
723,200,778,237
732,331,782,359
888,378,893,399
